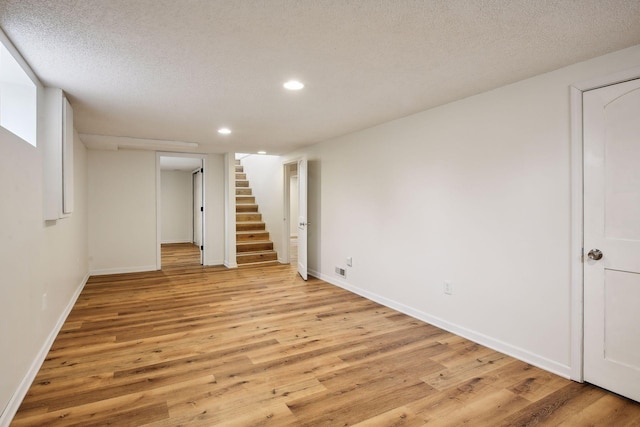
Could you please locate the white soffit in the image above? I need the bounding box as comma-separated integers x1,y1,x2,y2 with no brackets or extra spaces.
159,156,202,171
1,0,639,154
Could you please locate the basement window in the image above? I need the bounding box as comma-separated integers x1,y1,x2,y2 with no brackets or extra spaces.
0,38,37,146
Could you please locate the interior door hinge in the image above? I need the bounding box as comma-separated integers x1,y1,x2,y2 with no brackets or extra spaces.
200,245,204,250
200,206,204,212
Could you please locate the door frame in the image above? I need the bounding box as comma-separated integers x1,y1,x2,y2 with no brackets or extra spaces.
281,159,297,264
156,152,207,269
569,66,640,382
281,156,304,264
192,166,204,263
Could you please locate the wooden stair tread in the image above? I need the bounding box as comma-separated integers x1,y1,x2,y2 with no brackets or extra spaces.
235,161,277,265
237,260,280,268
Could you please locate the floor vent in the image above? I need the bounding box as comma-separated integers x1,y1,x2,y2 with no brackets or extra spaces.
335,267,346,278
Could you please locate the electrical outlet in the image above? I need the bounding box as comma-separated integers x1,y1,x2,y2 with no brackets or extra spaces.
444,281,453,295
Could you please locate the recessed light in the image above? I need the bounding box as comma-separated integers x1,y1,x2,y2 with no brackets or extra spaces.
257,151,267,155
218,128,231,135
283,80,304,90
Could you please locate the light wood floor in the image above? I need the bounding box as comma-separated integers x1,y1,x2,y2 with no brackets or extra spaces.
161,243,202,269
11,246,640,426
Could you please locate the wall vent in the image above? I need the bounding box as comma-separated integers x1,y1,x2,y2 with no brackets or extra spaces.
335,267,346,278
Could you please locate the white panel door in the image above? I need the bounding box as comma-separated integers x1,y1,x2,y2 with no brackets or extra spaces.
583,78,640,402
297,158,308,280
193,168,203,264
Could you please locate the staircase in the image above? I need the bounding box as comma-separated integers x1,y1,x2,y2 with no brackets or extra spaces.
235,160,278,266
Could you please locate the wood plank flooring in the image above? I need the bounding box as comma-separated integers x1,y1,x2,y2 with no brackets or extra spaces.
161,243,201,269
11,245,640,426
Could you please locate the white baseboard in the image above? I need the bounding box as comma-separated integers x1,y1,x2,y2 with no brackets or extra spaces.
0,273,89,427
205,259,224,267
224,261,238,269
89,265,157,276
309,268,571,379
161,239,194,244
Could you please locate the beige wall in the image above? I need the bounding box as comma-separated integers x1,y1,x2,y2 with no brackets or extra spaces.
87,151,226,272
88,150,157,274
161,170,193,244
0,126,88,421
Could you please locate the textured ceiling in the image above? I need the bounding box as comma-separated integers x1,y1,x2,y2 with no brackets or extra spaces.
1,0,639,154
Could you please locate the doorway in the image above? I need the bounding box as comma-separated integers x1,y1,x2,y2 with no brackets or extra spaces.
283,158,308,280
157,154,206,269
289,165,299,264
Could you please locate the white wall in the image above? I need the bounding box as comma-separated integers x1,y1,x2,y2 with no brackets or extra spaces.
88,150,157,274
279,45,640,377
0,126,88,423
161,170,193,244
87,151,225,272
204,154,225,265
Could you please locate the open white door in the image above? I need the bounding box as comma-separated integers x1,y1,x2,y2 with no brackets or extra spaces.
583,78,640,402
297,158,308,280
193,167,204,265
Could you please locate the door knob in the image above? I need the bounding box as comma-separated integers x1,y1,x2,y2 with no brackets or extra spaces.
587,249,603,261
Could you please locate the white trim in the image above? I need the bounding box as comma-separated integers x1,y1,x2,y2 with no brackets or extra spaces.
572,66,640,92
224,261,238,269
161,239,194,244
224,153,237,268
155,154,161,269
281,156,304,266
569,68,640,383
90,265,157,276
0,273,89,427
569,86,585,382
309,268,571,378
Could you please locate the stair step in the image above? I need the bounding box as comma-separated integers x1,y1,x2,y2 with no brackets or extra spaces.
236,230,270,241
236,221,266,231
236,204,259,213
235,159,241,166
236,195,255,204
236,241,273,253
237,260,280,268
237,212,261,221
234,162,278,265
236,251,278,264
